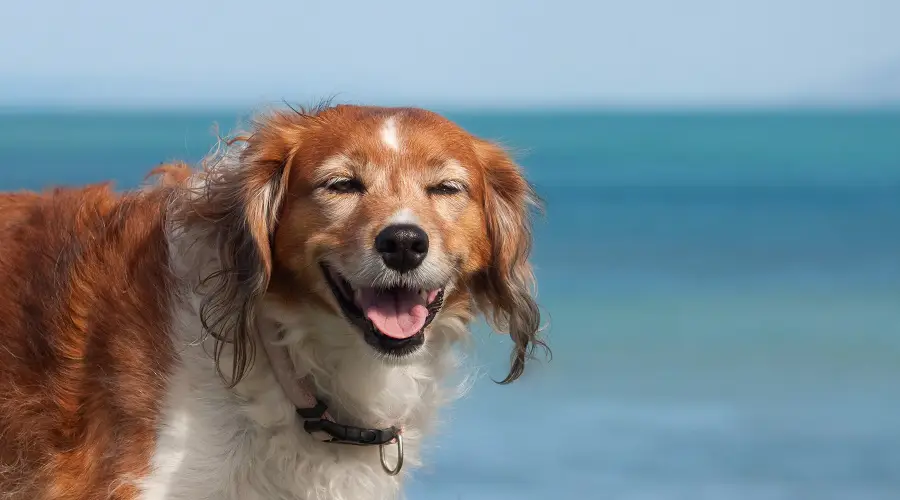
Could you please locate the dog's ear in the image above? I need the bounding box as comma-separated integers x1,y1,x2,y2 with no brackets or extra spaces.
176,111,310,386
473,139,547,384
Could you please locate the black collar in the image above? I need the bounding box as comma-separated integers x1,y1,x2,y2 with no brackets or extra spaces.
296,399,400,446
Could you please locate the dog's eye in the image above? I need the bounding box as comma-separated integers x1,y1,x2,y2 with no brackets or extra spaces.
427,181,465,196
324,178,365,194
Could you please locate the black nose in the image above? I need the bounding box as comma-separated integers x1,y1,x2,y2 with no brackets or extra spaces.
374,224,429,273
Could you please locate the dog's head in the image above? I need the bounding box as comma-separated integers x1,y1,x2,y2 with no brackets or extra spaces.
175,104,544,385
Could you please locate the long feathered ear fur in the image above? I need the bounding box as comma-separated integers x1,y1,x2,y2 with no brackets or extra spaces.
473,140,548,384
170,109,315,387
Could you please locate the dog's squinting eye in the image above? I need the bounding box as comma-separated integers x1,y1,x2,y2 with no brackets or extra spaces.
324,178,365,194
427,181,465,196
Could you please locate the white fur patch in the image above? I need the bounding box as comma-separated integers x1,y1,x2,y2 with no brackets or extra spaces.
388,207,419,225
380,117,401,152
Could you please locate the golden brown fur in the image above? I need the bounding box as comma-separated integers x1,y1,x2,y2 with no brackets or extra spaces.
146,162,192,187
0,185,176,499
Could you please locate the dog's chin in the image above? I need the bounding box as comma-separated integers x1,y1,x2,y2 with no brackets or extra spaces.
320,263,445,359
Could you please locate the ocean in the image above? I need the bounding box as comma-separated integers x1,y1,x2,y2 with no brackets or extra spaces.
2,109,899,499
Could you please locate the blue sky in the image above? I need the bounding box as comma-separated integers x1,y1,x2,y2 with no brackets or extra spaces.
2,0,899,108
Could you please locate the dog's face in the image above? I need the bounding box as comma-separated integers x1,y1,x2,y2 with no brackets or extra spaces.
181,105,543,384
269,107,495,359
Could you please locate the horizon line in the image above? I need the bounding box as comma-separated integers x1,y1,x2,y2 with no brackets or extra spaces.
2,100,900,115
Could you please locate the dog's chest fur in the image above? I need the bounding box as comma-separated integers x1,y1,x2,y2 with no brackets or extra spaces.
138,282,462,500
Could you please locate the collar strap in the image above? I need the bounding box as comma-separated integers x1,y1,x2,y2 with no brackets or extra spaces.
296,399,400,446
294,395,405,474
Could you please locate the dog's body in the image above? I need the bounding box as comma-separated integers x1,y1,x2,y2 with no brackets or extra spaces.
0,105,543,500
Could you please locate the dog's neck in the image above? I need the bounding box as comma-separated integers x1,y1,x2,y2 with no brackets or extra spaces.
254,299,466,434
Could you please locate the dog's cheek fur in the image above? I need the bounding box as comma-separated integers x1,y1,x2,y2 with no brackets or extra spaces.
268,191,346,314
471,140,547,384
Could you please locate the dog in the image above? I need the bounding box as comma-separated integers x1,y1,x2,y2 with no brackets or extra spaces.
0,104,545,500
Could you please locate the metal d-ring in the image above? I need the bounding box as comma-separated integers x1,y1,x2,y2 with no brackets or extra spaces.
379,434,404,476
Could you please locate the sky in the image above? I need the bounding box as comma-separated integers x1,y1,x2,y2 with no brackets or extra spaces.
1,0,899,108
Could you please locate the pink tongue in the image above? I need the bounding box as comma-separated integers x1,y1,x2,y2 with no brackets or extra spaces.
355,288,429,339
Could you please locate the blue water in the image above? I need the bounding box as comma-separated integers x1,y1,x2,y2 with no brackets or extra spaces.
2,110,899,499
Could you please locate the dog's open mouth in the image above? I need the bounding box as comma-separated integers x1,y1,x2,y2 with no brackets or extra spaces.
320,263,445,356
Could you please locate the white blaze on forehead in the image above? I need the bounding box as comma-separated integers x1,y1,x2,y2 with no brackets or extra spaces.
380,116,401,152
388,207,419,225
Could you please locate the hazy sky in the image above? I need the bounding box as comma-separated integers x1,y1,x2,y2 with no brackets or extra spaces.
2,0,899,107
